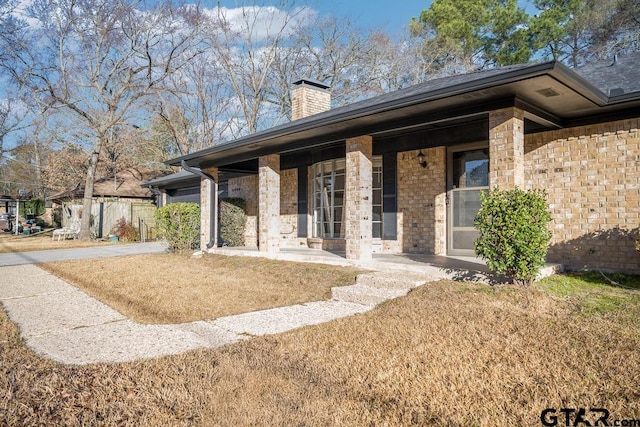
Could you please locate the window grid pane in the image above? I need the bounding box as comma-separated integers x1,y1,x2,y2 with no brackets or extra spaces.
312,157,382,239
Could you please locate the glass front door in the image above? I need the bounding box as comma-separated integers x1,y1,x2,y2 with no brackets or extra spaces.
448,147,489,255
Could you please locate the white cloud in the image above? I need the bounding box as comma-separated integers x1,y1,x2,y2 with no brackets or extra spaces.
203,4,317,43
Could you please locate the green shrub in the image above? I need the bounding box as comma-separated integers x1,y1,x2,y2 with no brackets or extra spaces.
219,198,246,247
154,203,200,251
24,199,46,216
474,188,552,286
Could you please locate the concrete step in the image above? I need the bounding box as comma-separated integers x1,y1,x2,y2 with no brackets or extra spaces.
355,272,430,290
537,263,563,280
331,284,408,306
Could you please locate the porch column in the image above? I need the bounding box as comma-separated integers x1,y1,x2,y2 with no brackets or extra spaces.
345,135,373,261
259,154,280,252
489,106,525,189
200,167,219,252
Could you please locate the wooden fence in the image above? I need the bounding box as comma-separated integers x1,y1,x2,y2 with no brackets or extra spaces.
61,200,157,240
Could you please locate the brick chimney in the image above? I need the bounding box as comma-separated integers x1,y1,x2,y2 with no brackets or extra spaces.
291,78,331,120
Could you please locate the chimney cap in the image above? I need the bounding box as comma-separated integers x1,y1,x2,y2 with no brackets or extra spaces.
292,78,330,91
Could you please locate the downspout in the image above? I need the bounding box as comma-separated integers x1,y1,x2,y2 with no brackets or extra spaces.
148,186,162,207
181,160,217,249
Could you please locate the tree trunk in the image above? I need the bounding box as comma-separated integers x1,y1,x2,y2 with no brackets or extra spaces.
79,146,100,240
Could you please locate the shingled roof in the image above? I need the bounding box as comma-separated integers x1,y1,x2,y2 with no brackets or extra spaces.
166,54,640,171
50,169,165,203
575,52,640,96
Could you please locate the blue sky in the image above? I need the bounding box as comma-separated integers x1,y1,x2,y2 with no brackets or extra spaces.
310,0,429,34
202,0,432,35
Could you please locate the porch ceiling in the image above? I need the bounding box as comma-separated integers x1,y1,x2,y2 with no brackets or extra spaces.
168,61,640,170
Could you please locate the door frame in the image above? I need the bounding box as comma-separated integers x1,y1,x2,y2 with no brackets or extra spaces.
446,141,489,256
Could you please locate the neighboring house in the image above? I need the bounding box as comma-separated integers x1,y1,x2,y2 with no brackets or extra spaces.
0,195,53,228
50,169,163,238
169,54,640,273
0,196,15,216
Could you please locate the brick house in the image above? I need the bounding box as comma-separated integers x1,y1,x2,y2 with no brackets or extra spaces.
168,54,640,272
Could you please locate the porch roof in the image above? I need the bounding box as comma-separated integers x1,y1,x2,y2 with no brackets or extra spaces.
168,59,640,170
142,171,199,190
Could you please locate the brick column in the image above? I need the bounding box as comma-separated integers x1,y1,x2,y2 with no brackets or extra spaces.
345,136,373,260
259,154,280,252
200,167,218,252
432,148,447,255
489,107,525,189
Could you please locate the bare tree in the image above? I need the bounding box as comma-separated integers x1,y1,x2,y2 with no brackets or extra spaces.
265,14,380,120
1,0,204,239
267,15,442,121
158,53,237,153
202,0,314,136
0,97,28,163
587,0,640,60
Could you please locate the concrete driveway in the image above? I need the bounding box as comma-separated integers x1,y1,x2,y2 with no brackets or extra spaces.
0,241,168,267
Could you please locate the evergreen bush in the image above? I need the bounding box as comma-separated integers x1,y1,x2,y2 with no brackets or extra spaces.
154,202,200,251
219,198,246,247
474,188,552,286
24,199,46,217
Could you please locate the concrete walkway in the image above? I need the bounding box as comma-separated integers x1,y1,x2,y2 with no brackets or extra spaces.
0,241,168,267
0,242,435,365
0,264,383,364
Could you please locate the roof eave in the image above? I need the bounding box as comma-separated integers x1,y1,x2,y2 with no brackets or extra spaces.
607,90,640,104
167,60,612,167
547,61,609,105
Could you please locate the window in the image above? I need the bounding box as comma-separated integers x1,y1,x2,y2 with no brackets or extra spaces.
452,149,489,188
372,161,383,238
312,159,345,238
312,157,382,239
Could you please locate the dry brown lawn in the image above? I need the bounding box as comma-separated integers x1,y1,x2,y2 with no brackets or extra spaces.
0,231,108,253
1,272,639,426
40,253,363,323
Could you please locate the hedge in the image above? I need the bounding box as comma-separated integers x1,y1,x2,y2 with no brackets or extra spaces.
154,202,200,251
219,198,246,247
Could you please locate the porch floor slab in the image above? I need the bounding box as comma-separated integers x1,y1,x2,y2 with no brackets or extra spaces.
211,247,561,283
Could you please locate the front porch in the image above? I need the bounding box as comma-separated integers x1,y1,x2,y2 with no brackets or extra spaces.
210,246,561,283
193,105,528,262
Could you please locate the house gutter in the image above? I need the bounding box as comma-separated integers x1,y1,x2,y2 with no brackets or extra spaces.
180,160,217,249
168,60,626,169
167,62,562,167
